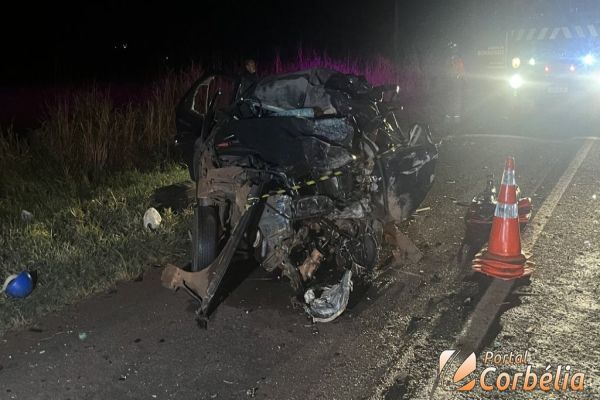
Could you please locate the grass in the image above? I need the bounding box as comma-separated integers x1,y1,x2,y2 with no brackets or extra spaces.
0,66,199,335
0,164,191,335
37,66,202,181
266,49,424,92
0,48,418,334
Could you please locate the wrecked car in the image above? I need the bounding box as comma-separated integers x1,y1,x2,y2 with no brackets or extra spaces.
165,68,438,323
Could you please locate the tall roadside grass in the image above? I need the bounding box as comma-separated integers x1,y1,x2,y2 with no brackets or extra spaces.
39,66,202,181
0,127,30,181
265,48,425,94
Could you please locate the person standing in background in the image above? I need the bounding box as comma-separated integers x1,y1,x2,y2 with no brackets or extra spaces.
239,59,258,98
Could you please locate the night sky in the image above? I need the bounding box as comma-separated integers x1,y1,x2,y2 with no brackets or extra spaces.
3,1,598,85
2,1,403,84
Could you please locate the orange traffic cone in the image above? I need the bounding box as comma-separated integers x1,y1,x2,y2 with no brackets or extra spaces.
472,157,533,279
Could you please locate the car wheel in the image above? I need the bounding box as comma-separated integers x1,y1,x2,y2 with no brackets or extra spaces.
191,206,219,271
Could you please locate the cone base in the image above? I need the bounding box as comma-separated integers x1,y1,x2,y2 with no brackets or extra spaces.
472,248,533,280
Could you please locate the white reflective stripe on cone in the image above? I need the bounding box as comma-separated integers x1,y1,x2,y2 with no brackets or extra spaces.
494,203,518,219
501,170,516,186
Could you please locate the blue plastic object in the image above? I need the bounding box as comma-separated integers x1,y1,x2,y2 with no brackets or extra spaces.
3,272,34,298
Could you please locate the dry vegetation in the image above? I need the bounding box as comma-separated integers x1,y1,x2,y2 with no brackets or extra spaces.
38,66,202,181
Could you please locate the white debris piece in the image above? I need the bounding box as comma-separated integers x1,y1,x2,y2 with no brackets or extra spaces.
21,210,33,222
2,274,19,293
304,289,316,304
143,207,162,230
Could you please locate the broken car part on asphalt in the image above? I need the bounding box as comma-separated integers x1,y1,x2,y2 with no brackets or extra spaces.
304,270,353,323
163,68,438,323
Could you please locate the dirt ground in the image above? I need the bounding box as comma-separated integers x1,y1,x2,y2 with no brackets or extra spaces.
1,134,598,399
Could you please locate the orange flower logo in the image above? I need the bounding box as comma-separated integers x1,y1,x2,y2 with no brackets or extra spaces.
438,350,477,391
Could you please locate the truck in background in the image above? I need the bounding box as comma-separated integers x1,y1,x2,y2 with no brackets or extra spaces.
463,1,600,126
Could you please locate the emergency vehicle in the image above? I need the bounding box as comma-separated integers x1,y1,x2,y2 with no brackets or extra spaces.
467,1,600,114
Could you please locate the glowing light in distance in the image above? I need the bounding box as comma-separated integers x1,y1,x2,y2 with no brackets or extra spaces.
583,53,595,66
512,57,521,69
509,74,524,89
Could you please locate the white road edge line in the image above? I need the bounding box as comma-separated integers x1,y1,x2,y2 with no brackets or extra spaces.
402,138,594,400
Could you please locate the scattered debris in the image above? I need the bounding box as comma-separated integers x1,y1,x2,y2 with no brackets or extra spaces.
246,387,258,397
385,223,423,264
414,206,431,213
396,269,424,278
78,332,88,341
143,207,162,230
39,330,70,342
297,249,323,281
303,289,315,304
304,270,353,323
20,210,33,222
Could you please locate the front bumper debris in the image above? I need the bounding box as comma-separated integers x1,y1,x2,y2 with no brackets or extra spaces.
304,270,353,323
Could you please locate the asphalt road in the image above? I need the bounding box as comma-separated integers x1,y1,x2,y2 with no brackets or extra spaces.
1,131,598,399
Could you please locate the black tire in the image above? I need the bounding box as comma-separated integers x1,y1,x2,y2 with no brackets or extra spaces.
187,162,195,182
191,206,219,271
